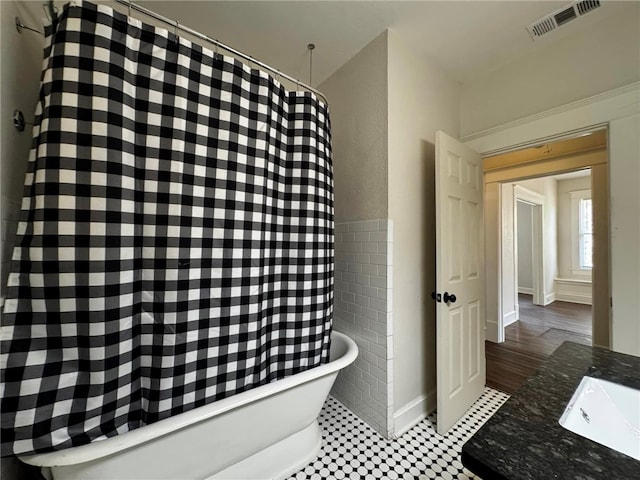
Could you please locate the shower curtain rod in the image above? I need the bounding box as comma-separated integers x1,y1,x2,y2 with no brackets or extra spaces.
16,1,327,104
114,0,328,104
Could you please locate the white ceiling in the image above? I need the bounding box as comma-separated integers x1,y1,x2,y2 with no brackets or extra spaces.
137,0,635,87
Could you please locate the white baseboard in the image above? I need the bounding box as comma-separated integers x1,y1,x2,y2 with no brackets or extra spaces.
554,278,592,305
503,310,517,327
518,287,533,295
544,293,556,306
485,319,500,343
393,390,436,437
555,293,592,305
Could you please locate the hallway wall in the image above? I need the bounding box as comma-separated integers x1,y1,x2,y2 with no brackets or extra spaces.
517,202,533,293
516,177,558,305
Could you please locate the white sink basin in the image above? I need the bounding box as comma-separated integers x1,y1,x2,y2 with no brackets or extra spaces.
559,376,640,461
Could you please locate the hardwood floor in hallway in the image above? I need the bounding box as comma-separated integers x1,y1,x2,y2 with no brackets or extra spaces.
485,294,592,394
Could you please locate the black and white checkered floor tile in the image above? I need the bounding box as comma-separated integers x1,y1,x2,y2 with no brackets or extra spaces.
288,387,509,480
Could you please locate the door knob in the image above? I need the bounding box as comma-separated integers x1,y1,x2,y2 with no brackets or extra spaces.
443,292,456,304
431,291,442,303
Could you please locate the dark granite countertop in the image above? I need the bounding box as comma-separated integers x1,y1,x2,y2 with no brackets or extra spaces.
462,342,640,480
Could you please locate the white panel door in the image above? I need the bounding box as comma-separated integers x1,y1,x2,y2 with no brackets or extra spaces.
435,130,485,434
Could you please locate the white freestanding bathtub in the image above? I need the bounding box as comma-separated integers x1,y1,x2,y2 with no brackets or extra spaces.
19,330,358,480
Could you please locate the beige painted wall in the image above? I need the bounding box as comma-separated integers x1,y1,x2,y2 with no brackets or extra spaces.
319,31,388,223
319,28,462,434
319,32,392,437
386,29,461,430
1,1,44,301
609,113,640,356
0,3,46,478
460,3,640,136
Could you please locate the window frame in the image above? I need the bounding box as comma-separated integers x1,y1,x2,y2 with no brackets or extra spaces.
570,189,593,276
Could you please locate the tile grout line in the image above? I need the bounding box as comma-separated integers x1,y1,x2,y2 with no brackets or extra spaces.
288,387,510,480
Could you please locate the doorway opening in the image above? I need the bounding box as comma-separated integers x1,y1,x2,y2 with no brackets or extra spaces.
483,129,608,394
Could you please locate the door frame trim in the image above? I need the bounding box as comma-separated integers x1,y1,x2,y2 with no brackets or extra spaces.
465,84,639,347
485,150,607,346
460,81,639,146
513,186,545,308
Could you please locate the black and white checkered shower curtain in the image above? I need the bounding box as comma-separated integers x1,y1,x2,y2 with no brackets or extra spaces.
1,1,333,456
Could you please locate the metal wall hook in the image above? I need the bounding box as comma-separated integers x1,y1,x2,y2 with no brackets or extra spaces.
15,16,44,35
12,110,34,132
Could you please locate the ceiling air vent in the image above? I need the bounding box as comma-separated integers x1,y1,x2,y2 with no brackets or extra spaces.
526,0,601,40
576,0,601,15
554,6,577,26
530,17,556,37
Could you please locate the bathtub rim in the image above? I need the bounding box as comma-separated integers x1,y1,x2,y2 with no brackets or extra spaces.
19,330,357,467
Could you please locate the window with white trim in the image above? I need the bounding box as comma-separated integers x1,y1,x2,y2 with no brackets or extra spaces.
570,189,592,274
